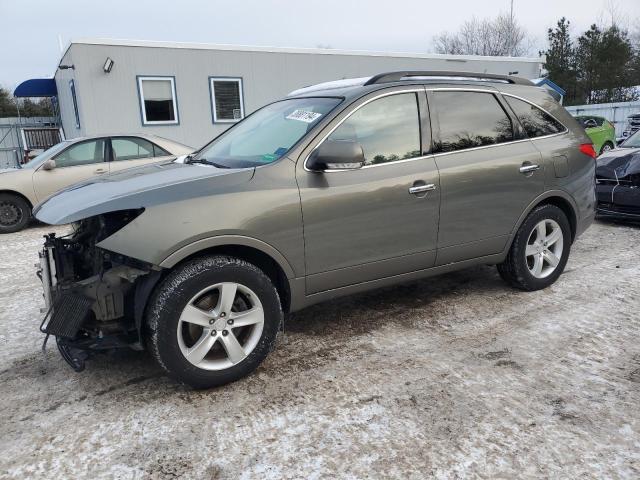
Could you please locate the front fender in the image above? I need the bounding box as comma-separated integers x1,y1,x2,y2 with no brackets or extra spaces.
159,234,296,279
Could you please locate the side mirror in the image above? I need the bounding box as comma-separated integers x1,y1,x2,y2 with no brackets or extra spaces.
42,159,56,170
307,140,365,171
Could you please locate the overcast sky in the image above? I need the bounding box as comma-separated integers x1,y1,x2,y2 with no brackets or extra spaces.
1,0,639,89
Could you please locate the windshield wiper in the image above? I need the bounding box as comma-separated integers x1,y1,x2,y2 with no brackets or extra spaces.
185,155,230,168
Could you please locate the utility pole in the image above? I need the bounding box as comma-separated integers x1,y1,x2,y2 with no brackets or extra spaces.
509,0,515,56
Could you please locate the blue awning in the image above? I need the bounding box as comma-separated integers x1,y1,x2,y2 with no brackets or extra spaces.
13,78,57,97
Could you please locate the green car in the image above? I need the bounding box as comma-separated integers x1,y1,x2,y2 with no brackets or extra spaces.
574,116,616,155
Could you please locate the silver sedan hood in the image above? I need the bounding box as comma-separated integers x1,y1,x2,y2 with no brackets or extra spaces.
34,160,254,224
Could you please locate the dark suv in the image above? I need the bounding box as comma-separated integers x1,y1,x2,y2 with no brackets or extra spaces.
35,71,596,388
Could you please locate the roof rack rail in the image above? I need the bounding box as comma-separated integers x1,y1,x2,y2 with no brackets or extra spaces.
363,71,533,86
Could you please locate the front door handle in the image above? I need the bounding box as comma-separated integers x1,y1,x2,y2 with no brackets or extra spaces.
408,183,437,195
519,164,540,174
94,168,107,174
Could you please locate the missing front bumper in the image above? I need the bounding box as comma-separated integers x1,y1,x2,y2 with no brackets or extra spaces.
40,292,93,338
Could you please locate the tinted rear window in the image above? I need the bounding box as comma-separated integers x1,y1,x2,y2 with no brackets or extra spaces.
506,96,565,138
432,91,514,154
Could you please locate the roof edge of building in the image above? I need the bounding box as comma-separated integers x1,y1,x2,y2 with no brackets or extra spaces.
65,37,543,63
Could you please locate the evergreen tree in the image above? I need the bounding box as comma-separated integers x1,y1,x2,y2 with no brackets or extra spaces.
542,18,578,104
543,19,640,105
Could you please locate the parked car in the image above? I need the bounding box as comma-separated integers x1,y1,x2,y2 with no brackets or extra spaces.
34,71,596,388
0,134,192,232
574,115,616,155
595,129,640,219
621,113,640,141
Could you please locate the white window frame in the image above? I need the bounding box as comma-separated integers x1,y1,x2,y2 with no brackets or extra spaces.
137,76,179,125
210,77,244,123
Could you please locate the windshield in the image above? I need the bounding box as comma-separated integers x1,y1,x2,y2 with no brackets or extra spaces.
22,141,70,169
620,130,640,148
193,97,342,168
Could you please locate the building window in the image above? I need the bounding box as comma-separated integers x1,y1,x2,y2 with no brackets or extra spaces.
210,77,244,123
137,76,179,125
69,80,80,129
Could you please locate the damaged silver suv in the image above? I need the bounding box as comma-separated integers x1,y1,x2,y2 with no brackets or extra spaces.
35,72,596,388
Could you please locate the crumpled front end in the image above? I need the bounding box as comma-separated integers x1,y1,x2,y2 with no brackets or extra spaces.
38,210,162,371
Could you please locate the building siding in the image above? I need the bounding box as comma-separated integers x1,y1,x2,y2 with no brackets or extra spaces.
55,41,543,149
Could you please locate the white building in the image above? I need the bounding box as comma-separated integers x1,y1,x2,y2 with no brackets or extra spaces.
16,38,545,149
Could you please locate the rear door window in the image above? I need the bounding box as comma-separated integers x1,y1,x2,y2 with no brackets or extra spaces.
111,137,155,161
431,91,514,153
505,96,565,138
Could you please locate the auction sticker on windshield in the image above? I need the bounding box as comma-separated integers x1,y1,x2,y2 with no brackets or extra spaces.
286,109,322,123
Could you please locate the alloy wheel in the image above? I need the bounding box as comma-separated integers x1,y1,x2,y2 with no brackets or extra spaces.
525,219,564,279
176,282,264,370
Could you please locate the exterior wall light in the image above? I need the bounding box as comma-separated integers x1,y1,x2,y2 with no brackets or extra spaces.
103,57,114,73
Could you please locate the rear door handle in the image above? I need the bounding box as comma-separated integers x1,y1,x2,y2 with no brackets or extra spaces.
408,183,437,195
519,164,540,174
94,168,107,174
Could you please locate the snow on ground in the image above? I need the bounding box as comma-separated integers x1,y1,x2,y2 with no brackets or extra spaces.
0,220,639,479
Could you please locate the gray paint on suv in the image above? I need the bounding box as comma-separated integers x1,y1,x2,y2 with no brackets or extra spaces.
34,72,596,388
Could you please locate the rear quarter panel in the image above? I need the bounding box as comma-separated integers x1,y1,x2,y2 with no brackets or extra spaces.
500,85,596,236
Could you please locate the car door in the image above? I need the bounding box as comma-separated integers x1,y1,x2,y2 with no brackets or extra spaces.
108,136,173,173
428,88,545,265
296,88,441,294
32,138,108,202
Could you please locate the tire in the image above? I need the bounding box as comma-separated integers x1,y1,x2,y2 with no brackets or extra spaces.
600,142,614,155
497,204,571,291
0,193,30,233
145,255,282,389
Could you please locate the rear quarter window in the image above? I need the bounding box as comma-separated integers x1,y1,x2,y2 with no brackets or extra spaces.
505,96,565,138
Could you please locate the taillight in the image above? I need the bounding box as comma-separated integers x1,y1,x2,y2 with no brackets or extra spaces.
579,143,597,159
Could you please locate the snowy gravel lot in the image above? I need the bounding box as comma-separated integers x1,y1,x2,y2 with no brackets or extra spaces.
1,220,639,479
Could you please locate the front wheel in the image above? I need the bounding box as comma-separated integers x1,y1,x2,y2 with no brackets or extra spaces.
497,204,571,291
145,255,283,389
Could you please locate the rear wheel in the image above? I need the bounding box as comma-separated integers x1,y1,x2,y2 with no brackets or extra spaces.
0,193,30,233
497,204,571,291
145,255,282,389
600,141,614,155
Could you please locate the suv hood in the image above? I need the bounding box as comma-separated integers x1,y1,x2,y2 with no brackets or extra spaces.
34,160,254,224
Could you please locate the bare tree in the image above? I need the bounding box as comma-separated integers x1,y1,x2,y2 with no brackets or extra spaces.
433,13,533,57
